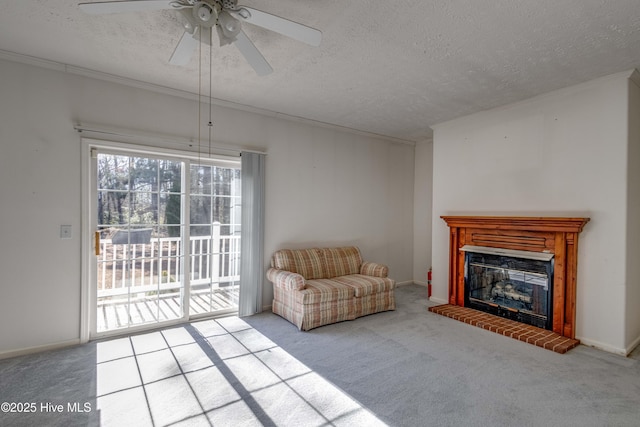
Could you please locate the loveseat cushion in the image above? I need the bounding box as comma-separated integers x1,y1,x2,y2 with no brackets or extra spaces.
271,248,327,280
299,279,356,304
332,274,395,297
323,247,363,278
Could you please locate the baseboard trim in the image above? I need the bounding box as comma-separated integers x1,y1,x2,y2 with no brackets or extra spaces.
575,337,628,356
625,334,640,356
428,296,448,304
0,339,81,361
395,281,415,287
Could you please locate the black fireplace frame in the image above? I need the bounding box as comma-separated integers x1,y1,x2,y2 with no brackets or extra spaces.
463,247,554,330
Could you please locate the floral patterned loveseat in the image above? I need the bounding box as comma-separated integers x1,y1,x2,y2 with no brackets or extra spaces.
266,246,396,330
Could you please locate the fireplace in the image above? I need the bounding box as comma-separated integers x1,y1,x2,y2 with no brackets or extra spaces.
464,246,554,330
439,216,589,340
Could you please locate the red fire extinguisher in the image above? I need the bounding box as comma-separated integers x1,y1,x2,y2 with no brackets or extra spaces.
427,267,432,298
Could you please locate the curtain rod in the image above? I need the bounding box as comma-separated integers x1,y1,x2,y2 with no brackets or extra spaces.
73,122,267,156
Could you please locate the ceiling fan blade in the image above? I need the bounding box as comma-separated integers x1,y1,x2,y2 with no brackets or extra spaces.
232,6,322,47
79,0,180,14
233,30,273,76
169,29,199,65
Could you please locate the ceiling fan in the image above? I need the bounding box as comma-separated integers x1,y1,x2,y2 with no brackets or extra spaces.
79,0,322,75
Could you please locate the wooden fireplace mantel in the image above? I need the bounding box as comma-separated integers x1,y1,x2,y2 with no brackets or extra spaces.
441,216,589,339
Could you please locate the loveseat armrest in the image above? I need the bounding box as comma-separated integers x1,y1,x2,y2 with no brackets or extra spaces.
267,268,306,290
360,262,389,278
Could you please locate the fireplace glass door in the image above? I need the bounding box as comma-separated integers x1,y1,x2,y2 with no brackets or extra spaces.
464,249,554,330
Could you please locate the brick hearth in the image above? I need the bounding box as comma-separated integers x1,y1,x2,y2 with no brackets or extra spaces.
429,304,580,354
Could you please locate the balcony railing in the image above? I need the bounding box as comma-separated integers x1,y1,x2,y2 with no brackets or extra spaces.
97,233,241,298
96,231,241,332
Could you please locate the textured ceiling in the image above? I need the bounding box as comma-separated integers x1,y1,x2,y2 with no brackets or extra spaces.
1,0,640,142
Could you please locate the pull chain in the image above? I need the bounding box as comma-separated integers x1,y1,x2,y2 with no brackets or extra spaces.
208,29,214,158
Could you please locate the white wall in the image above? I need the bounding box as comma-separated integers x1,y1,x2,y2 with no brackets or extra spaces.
626,73,640,353
431,71,637,354
413,139,433,286
265,126,416,280
0,57,415,356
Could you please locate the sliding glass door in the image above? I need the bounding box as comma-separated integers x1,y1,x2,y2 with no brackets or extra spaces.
91,148,240,335
188,163,241,317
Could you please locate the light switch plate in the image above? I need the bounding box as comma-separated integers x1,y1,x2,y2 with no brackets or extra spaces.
60,225,72,239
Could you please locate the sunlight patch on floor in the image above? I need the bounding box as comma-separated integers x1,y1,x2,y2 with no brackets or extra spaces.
95,317,387,426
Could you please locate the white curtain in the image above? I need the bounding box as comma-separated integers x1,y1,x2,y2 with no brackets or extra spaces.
238,151,265,316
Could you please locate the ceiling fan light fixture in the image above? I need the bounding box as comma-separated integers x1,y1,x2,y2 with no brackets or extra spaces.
192,1,217,27
216,25,233,46
198,7,211,21
218,11,240,39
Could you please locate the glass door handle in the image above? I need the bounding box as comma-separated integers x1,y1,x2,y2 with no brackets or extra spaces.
95,231,100,256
